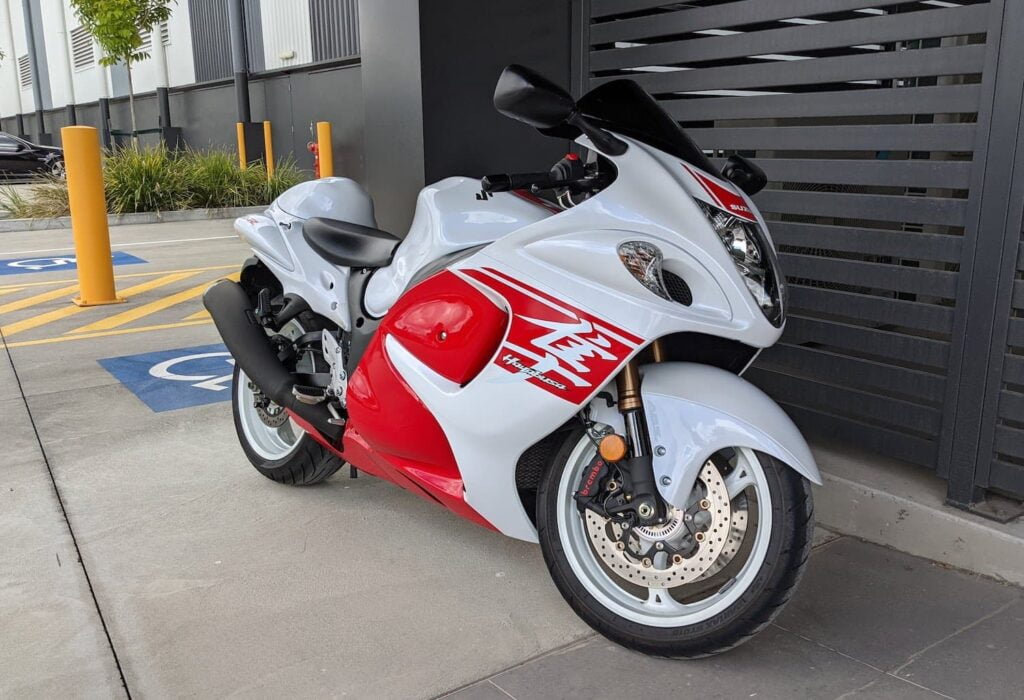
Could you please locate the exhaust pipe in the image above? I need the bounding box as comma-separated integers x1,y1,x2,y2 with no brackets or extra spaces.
203,280,342,440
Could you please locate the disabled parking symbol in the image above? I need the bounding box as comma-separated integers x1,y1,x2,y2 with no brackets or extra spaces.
99,343,236,412
0,250,147,276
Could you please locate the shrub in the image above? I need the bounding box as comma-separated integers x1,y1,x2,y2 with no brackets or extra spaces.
103,145,189,214
0,176,71,218
0,145,309,219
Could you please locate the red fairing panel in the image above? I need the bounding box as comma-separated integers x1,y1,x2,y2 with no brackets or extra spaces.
681,163,757,223
384,271,508,385
462,267,643,404
337,271,507,530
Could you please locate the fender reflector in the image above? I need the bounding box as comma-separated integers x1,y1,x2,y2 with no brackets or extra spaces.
599,434,628,462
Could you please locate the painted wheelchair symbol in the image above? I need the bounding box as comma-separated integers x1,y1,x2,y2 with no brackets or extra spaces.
148,352,235,392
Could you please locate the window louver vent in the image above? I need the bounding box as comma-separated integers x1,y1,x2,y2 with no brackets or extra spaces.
17,55,31,88
71,26,94,70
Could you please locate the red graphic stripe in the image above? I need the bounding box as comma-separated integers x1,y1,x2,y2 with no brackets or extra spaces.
477,267,644,346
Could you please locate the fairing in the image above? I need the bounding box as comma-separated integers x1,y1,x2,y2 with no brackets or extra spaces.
363,177,554,317
233,119,806,544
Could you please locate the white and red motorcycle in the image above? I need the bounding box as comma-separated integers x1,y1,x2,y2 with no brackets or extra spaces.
205,65,819,657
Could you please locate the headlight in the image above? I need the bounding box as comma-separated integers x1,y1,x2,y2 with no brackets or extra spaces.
618,241,670,300
696,199,784,326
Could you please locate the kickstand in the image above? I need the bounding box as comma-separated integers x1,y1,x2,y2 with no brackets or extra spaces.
349,464,358,479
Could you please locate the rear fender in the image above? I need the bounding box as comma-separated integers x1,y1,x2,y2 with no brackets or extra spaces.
588,362,820,510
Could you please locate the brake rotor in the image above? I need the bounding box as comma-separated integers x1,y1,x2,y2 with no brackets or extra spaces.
584,460,732,588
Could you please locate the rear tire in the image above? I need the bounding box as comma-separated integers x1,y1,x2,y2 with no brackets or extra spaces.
537,428,813,658
231,364,343,485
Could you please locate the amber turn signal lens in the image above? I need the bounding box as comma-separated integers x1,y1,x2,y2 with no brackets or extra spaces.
599,434,628,462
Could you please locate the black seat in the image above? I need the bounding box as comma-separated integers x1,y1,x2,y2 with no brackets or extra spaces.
302,217,400,268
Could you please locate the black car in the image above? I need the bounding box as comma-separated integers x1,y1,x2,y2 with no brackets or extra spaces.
0,132,64,180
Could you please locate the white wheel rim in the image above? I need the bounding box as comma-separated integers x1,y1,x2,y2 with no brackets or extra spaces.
236,367,305,461
556,438,773,627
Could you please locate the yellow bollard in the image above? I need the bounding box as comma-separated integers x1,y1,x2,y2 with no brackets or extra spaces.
316,121,333,178
236,122,247,170
263,120,275,181
62,126,124,307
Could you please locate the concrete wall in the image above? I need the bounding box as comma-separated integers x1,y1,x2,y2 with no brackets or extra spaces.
357,0,424,235
0,0,198,119
0,61,365,181
419,0,573,184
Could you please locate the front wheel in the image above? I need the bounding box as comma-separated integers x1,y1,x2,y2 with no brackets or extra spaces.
537,429,813,658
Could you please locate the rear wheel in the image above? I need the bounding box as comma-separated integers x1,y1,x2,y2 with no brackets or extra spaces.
230,319,342,485
537,428,813,657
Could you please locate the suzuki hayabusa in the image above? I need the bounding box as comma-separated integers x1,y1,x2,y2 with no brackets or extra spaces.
204,65,819,657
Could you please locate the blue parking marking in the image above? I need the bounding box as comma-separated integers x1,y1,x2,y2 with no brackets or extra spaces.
0,250,147,276
99,343,234,412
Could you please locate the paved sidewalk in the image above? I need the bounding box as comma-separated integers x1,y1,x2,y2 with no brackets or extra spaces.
446,536,1024,700
2,219,1022,698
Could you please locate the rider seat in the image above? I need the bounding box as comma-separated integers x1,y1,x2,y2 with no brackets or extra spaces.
302,217,400,268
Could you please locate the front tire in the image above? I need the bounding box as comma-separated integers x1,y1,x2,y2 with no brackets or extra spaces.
231,364,342,485
537,428,813,657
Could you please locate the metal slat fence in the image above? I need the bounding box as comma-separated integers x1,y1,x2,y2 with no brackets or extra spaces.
574,0,1024,503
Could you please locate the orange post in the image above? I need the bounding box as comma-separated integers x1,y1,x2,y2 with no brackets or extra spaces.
236,122,247,170
263,120,274,180
316,121,333,178
61,126,124,307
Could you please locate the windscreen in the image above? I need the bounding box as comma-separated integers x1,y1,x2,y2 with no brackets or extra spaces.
576,79,717,174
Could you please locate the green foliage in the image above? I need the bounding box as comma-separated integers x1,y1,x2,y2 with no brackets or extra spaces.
103,144,189,213
70,0,174,67
0,177,71,219
0,146,308,219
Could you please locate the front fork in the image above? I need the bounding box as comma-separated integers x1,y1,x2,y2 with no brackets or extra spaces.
614,339,667,524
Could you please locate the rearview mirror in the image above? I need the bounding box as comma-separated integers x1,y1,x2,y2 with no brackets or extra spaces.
493,64,576,129
721,155,767,196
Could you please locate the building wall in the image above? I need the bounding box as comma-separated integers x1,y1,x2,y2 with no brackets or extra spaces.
260,0,313,70
0,62,365,181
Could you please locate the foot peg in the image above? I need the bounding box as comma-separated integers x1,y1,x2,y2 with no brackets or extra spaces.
292,385,326,405
326,402,346,426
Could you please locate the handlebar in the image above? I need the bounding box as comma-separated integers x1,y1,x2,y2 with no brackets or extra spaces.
480,171,558,193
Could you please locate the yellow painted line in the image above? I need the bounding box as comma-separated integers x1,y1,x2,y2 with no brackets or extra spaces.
0,286,26,297
183,308,210,321
67,272,238,334
0,264,237,292
0,283,80,315
5,319,213,349
0,271,200,337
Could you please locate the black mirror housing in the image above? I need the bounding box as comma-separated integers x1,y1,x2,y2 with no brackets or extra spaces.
493,64,576,129
721,155,767,196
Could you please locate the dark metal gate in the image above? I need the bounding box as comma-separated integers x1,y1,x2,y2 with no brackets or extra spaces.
572,0,1024,505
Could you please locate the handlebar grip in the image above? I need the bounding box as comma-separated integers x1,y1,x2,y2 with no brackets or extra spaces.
481,171,553,193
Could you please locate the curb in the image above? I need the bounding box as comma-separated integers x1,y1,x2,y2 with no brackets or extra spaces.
812,440,1024,586
0,205,267,232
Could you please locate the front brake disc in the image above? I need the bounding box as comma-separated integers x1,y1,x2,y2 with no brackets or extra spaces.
583,460,732,588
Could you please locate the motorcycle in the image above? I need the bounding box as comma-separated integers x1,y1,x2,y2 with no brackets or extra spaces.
204,65,820,657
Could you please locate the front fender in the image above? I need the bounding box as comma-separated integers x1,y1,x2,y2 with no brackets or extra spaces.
590,362,820,510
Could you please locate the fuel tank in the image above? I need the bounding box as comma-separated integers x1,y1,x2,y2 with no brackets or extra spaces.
363,177,555,317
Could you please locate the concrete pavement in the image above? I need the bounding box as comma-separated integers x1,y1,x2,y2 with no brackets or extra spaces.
1,219,1022,698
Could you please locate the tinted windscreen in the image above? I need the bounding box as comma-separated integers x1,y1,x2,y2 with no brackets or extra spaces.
576,80,716,173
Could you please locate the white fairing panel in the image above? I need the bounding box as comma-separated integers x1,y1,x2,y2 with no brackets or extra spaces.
363,177,554,317
385,135,794,540
233,177,378,330
590,364,820,511
643,364,820,504
274,177,377,226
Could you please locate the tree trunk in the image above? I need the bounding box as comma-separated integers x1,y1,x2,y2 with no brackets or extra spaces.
126,61,138,149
